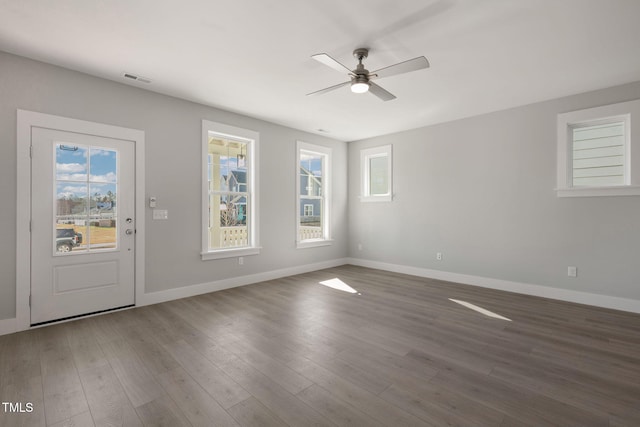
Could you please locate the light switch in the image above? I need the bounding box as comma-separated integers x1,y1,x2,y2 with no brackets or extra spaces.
153,209,168,220
149,196,157,208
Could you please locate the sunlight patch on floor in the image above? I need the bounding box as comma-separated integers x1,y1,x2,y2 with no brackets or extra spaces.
448,298,511,321
319,278,360,294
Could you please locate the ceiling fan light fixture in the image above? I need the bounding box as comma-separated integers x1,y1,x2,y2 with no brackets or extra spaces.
351,81,370,94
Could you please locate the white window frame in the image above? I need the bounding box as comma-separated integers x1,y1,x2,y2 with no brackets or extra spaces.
296,141,332,249
202,120,260,260
360,144,393,202
557,99,640,197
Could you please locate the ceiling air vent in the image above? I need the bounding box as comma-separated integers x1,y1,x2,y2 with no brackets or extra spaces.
123,73,152,84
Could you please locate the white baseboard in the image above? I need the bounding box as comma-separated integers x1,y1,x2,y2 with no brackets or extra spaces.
346,257,640,314
0,317,17,336
4,256,635,338
139,258,349,306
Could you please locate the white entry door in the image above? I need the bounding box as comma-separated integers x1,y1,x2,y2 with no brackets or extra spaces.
30,127,135,325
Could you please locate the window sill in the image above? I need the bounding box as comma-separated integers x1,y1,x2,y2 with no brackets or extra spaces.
360,195,393,202
296,239,333,249
556,185,640,197
201,247,261,260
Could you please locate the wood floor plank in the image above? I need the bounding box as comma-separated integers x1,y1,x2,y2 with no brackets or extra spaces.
78,363,142,427
429,366,609,427
227,397,288,427
218,356,335,427
2,265,639,426
39,346,89,425
134,394,191,427
287,356,430,427
223,339,313,394
296,383,386,427
0,375,46,427
64,321,108,373
161,339,250,409
47,410,94,427
97,339,164,408
156,367,240,427
379,380,504,426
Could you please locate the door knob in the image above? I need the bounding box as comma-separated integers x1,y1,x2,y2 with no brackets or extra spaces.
125,229,134,235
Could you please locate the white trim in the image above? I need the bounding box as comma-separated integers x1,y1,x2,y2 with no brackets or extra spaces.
555,185,640,197
296,141,332,247
16,110,146,332
557,99,640,197
138,258,349,306
297,239,335,249
360,144,393,202
200,247,261,260
346,258,640,314
202,120,260,260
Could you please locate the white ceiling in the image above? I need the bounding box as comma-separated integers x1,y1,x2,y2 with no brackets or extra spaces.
1,0,640,141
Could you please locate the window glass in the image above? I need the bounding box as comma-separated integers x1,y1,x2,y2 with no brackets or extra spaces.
208,137,250,250
297,142,331,246
369,155,389,195
55,144,118,254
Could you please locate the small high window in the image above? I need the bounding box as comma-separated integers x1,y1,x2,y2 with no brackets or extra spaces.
361,144,392,202
557,99,640,197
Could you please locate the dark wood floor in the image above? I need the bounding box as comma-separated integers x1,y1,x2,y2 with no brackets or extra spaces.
1,265,639,426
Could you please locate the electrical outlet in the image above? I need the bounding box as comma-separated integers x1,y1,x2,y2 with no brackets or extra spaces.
238,257,244,265
436,252,443,261
568,266,577,277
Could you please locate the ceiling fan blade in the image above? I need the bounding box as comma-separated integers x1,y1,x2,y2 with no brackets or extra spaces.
368,82,396,101
311,53,355,75
306,81,351,97
370,56,430,80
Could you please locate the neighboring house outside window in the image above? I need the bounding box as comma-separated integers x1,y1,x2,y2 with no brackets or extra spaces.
297,141,332,248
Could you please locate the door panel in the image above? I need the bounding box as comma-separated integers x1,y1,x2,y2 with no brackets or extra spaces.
31,127,135,324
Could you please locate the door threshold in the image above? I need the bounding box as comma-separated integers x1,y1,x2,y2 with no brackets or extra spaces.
31,304,135,328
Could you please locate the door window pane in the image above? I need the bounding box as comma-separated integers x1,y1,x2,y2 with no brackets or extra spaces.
55,143,118,254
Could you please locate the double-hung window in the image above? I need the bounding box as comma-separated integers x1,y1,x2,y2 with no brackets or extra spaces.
202,121,259,259
297,141,331,247
557,99,640,197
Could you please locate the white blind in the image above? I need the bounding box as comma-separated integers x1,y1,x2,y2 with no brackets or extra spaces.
572,122,625,187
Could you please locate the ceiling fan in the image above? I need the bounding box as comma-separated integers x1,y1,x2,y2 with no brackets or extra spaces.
307,48,430,101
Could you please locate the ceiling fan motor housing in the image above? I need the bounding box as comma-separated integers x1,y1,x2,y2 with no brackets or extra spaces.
353,48,369,60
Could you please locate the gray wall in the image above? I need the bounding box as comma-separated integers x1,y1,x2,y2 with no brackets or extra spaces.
349,82,640,301
0,51,348,320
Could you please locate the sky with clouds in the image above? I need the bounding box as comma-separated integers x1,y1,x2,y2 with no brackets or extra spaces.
56,144,117,200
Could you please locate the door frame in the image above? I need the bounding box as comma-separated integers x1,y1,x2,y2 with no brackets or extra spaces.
16,110,146,331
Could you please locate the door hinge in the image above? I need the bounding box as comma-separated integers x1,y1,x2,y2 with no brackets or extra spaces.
29,295,31,307
29,145,33,158
29,220,32,232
